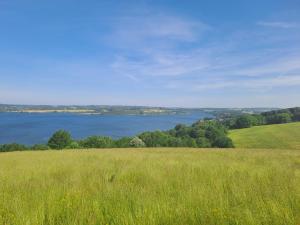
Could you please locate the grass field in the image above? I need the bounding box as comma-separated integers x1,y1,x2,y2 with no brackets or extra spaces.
0,148,300,225
229,122,300,149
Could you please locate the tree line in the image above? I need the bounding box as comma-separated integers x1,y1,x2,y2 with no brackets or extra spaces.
0,120,234,152
221,107,300,129
2,107,298,152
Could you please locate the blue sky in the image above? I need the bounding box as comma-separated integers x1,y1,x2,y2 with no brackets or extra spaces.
0,0,300,107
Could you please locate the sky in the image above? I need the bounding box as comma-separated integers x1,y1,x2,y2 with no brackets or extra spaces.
0,0,300,108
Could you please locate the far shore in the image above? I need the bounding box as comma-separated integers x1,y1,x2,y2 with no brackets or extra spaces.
10,109,96,113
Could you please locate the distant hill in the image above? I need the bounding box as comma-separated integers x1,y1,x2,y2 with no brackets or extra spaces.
0,104,199,115
229,122,300,149
0,104,275,116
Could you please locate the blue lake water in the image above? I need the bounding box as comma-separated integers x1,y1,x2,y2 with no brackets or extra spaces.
0,112,213,145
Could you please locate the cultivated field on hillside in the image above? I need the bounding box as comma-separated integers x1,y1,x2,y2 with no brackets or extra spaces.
0,148,299,225
229,122,300,149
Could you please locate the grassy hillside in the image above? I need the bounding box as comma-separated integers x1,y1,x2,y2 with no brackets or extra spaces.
0,148,300,225
229,122,300,149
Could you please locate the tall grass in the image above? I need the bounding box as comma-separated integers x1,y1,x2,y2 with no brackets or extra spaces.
0,148,299,225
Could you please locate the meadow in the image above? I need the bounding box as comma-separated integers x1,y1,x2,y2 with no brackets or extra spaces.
229,122,300,149
0,148,299,225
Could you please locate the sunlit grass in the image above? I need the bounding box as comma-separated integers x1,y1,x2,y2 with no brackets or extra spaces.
229,122,300,149
0,148,299,225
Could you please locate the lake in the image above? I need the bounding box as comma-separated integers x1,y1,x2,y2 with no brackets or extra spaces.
0,112,213,145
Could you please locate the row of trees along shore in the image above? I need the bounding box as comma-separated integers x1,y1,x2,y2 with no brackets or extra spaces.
1,107,299,152
0,120,234,152
221,107,300,129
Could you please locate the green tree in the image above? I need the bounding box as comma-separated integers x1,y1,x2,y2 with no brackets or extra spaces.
80,136,113,148
139,131,170,147
174,124,190,137
48,130,72,149
189,127,205,138
292,112,300,121
66,141,80,149
234,115,253,128
205,125,225,142
213,136,234,148
266,113,292,124
181,137,197,147
196,137,211,148
0,143,28,152
114,137,132,148
167,137,184,147
252,114,265,126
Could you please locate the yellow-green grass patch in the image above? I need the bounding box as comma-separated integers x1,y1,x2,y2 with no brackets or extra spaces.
0,148,300,225
229,122,300,149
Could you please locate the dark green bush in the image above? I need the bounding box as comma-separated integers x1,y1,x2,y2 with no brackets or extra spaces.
292,112,300,121
48,130,72,150
234,115,255,128
139,131,170,147
0,143,28,152
265,113,292,124
79,136,114,148
114,137,132,148
213,136,234,148
167,136,184,147
181,137,198,147
196,137,211,148
66,141,80,149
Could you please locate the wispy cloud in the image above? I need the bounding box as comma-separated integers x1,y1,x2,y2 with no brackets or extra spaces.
108,14,210,47
111,50,211,78
257,21,298,28
105,13,212,52
1,2,300,107
165,74,300,92
109,13,213,80
108,11,300,97
231,54,300,76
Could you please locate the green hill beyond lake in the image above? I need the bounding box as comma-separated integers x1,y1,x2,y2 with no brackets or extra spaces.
229,122,300,149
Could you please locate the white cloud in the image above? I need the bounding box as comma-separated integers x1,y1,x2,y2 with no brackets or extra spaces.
107,14,210,49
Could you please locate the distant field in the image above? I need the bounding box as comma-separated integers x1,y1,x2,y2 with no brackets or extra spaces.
229,122,300,149
0,148,299,225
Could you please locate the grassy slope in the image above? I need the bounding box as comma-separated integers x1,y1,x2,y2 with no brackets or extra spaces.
0,148,300,225
229,122,300,149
